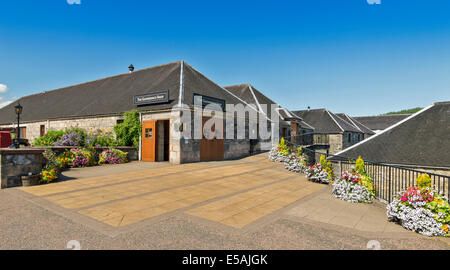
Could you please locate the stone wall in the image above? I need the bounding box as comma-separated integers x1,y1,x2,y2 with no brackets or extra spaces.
342,131,363,150
0,115,121,144
0,149,45,189
328,134,343,154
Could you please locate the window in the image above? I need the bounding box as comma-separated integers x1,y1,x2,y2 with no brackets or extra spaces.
40,125,46,137
116,119,124,124
348,133,351,143
145,128,153,138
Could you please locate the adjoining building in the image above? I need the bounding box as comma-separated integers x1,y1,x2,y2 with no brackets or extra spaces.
224,84,315,150
335,113,375,139
292,108,364,155
0,61,284,164
353,114,411,133
331,102,450,173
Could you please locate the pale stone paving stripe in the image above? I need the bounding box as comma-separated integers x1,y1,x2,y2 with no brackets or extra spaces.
19,160,267,197
186,177,325,228
79,172,296,227
44,162,278,209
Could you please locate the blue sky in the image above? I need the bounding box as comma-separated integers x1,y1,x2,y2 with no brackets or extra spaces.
1,0,450,116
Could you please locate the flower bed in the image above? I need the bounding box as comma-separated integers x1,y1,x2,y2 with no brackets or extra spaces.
39,147,128,184
284,153,309,173
40,150,60,184
332,157,375,203
305,155,334,184
306,164,330,184
387,174,449,237
70,147,97,167
268,138,291,163
99,148,128,164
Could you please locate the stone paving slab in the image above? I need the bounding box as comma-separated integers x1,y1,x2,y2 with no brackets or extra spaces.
285,187,410,234
186,177,324,228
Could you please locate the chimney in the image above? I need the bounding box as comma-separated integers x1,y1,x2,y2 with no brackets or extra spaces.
128,64,135,73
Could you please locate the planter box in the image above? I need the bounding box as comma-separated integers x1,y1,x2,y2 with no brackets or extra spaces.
22,175,39,186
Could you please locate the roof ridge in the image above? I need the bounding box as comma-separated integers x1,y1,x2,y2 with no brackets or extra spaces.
326,110,344,132
434,101,450,105
17,61,182,101
223,83,251,88
340,113,363,133
349,116,375,134
294,108,326,112
355,114,412,118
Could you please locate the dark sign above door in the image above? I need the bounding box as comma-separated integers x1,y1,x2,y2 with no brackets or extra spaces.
134,90,169,106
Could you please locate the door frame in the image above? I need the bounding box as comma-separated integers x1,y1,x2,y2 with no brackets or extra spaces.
155,119,171,162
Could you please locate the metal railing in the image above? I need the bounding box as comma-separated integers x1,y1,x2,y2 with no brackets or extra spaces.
282,136,450,203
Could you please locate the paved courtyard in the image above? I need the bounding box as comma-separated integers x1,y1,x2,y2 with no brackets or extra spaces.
0,154,448,249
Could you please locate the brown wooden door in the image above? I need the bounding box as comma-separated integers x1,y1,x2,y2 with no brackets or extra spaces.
142,120,156,162
20,127,27,139
40,125,46,137
200,117,224,161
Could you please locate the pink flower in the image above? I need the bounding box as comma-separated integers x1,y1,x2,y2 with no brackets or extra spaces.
401,197,408,202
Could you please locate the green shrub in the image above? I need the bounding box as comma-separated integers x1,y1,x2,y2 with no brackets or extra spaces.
114,110,141,149
34,130,65,146
417,174,432,188
355,156,366,175
86,129,117,147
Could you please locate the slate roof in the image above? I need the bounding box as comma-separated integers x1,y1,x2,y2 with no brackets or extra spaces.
0,61,256,124
336,113,375,135
353,114,411,131
224,83,314,130
331,102,450,168
293,109,362,134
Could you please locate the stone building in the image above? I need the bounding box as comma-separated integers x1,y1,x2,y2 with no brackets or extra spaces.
331,102,450,174
292,109,364,155
335,113,375,139
224,83,314,150
353,114,411,133
0,61,285,164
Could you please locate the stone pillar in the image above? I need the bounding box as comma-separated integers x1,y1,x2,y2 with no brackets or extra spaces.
0,149,45,189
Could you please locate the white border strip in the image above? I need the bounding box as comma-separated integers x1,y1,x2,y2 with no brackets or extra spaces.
177,61,185,108
248,85,265,114
334,104,435,156
327,110,344,132
349,116,375,134
342,114,363,132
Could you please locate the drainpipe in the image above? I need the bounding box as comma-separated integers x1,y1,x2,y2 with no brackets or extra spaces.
138,112,142,161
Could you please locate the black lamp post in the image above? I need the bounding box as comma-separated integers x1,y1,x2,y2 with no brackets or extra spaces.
14,103,23,148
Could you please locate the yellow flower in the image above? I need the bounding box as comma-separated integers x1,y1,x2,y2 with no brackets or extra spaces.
443,225,448,232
